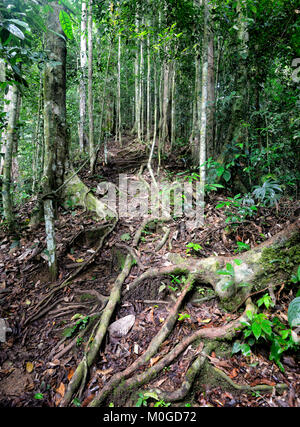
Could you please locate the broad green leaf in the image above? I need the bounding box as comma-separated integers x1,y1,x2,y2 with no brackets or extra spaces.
261,320,272,336
34,393,44,400
240,343,251,356
226,263,234,275
252,322,262,340
59,9,73,40
231,341,241,354
288,297,300,328
6,23,24,39
223,170,231,182
143,391,159,401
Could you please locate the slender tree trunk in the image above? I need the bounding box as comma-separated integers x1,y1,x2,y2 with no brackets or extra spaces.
133,13,141,140
88,0,95,171
190,53,200,164
117,33,122,145
140,30,144,140
152,63,158,155
224,0,249,151
32,75,43,193
79,1,87,152
146,28,151,143
43,2,67,280
2,84,20,230
197,0,210,223
206,32,215,158
97,41,112,143
170,61,176,149
161,48,169,152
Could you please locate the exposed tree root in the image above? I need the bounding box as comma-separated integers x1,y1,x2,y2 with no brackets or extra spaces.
61,216,171,406
87,273,195,406
155,226,170,251
211,366,288,395
89,299,255,406
56,217,298,406
149,342,216,404
125,219,300,310
23,222,115,327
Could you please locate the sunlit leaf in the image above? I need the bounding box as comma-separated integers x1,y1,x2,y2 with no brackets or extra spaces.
59,9,73,40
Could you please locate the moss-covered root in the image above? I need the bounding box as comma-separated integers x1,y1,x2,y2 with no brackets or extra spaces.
62,171,117,220
23,223,115,327
60,253,133,406
126,219,300,310
152,342,216,403
212,367,288,395
88,274,196,407
61,216,170,407
118,300,255,406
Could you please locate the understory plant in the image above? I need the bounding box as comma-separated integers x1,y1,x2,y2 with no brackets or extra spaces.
216,194,257,224
252,180,282,207
232,309,298,372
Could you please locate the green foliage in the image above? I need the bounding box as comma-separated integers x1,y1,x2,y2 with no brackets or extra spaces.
62,315,89,338
186,242,203,255
217,262,235,277
288,297,300,328
252,180,282,207
234,310,299,372
257,293,275,310
178,312,190,322
216,194,257,224
59,9,73,40
34,393,44,400
291,266,300,297
234,241,250,253
72,397,81,407
135,391,170,407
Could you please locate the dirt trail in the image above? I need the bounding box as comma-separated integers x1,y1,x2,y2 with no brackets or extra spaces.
0,141,299,407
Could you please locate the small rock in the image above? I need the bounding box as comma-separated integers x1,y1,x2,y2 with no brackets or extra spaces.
108,315,135,338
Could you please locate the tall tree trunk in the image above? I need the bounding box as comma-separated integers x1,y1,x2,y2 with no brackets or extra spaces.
79,1,87,152
88,0,95,171
224,0,249,152
116,33,122,145
170,61,176,149
161,48,169,153
206,32,215,158
97,41,112,143
140,24,144,140
197,0,210,225
190,53,200,164
32,75,44,193
146,26,151,143
43,2,67,280
2,84,20,230
133,13,141,140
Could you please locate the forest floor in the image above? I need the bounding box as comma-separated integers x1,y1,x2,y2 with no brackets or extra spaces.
0,139,299,407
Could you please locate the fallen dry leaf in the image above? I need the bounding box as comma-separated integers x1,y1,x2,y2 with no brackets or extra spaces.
229,368,238,378
67,253,76,262
97,367,113,376
56,382,65,397
26,362,34,373
150,355,161,367
82,394,95,407
67,368,75,381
